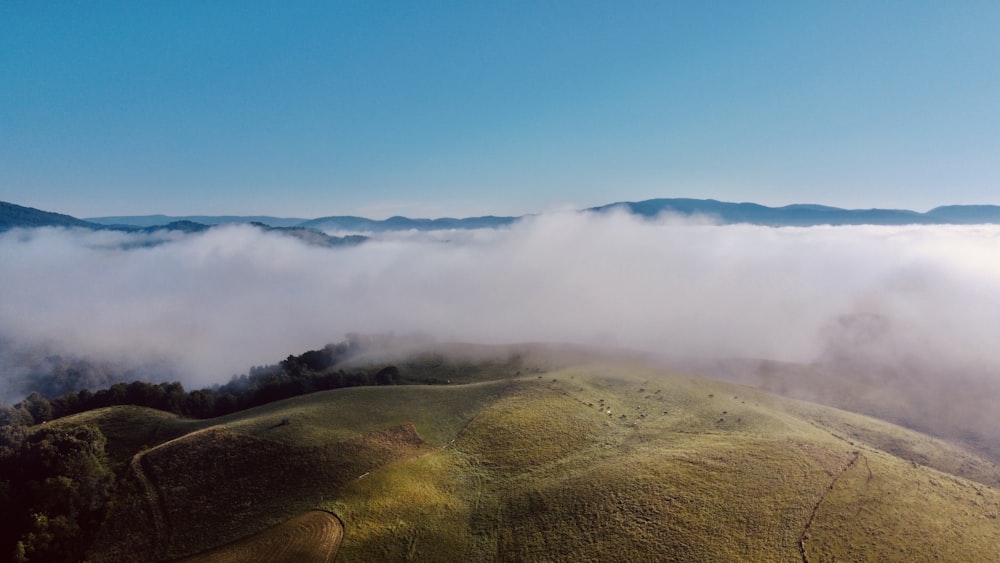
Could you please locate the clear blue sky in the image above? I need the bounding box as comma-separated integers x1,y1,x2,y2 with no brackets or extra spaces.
2,1,999,218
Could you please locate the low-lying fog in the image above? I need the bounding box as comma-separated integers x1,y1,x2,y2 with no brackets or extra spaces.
3,211,1000,413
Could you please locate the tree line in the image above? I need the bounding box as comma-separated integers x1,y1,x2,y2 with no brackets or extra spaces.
3,341,408,426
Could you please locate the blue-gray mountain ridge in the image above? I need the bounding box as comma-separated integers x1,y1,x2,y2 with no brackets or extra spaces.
4,199,1000,235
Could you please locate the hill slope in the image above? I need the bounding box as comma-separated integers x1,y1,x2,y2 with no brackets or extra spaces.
925,204,1000,223
66,356,1000,562
0,201,98,231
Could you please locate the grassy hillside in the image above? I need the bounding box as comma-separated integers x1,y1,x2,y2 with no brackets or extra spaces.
45,406,205,468
214,379,513,446
71,358,1000,562
330,366,1000,562
699,357,1000,466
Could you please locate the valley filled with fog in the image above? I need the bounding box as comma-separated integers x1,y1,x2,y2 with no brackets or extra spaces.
3,210,998,399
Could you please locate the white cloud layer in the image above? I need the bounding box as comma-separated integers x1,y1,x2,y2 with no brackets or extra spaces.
3,212,1000,393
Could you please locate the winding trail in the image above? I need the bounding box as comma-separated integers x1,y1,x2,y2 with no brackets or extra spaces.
129,454,166,556
798,451,864,563
129,426,221,560
132,402,492,560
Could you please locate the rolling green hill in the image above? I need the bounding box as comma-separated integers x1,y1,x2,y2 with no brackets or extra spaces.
48,354,1000,562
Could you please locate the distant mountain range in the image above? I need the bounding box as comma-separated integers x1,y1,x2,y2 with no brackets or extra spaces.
86,213,522,232
589,198,1000,226
85,214,309,228
4,199,1000,236
0,202,365,248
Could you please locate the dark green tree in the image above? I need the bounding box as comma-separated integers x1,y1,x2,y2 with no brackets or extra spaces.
0,425,114,562
20,393,52,424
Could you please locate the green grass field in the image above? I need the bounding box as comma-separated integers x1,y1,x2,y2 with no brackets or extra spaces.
214,379,513,446
46,405,204,468
70,354,1000,562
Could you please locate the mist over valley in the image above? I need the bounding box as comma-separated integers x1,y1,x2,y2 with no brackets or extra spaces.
3,200,1000,459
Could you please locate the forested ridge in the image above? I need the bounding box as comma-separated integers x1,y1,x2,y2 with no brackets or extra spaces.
4,340,413,424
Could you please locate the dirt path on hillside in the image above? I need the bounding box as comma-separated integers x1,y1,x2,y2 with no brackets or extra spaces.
799,451,865,563
130,426,222,560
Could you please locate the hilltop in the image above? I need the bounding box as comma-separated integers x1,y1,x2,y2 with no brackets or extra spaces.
17,347,998,562
0,200,98,231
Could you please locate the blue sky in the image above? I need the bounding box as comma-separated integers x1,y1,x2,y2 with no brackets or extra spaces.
2,1,999,218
